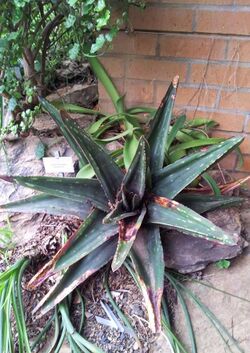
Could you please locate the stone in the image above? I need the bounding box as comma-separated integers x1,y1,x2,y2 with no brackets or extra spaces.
0,132,81,247
46,83,98,108
163,208,247,273
32,112,95,134
174,253,250,352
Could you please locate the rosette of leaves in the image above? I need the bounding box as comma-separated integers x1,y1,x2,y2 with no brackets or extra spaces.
0,77,243,333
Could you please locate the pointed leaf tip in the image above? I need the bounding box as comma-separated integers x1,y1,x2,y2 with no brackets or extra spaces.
172,75,179,88
0,175,14,183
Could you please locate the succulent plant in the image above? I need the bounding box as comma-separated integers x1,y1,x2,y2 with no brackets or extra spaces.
0,76,243,333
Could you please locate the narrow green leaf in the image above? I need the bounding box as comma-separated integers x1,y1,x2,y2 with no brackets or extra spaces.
153,137,244,199
147,198,237,245
166,115,186,154
130,225,164,333
148,76,179,172
169,137,224,155
40,99,123,203
27,210,118,289
176,194,244,214
52,102,104,116
55,210,118,272
35,237,117,315
0,194,91,219
39,98,87,166
202,173,221,195
122,136,149,205
112,206,146,271
123,135,139,170
0,176,108,211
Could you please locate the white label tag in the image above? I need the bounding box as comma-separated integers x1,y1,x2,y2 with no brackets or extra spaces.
43,157,74,173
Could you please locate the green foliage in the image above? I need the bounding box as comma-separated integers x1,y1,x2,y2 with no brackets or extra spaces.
0,258,31,353
0,0,145,137
0,78,244,336
0,217,14,260
216,259,231,269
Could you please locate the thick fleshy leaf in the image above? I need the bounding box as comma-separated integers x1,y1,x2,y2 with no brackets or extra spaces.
130,225,164,333
111,206,146,272
153,137,244,199
103,199,138,224
148,76,179,172
55,210,118,272
40,98,123,203
27,210,118,289
34,237,117,315
176,194,244,214
122,136,149,209
39,98,87,166
0,176,108,211
0,194,90,219
147,196,237,245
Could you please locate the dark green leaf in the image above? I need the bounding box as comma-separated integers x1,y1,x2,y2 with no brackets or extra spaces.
130,225,164,333
166,115,186,154
55,210,118,272
111,206,146,271
34,237,117,315
0,194,91,219
176,194,244,214
39,98,87,167
147,198,236,245
153,137,244,199
40,100,123,203
148,76,179,172
27,210,118,289
122,136,149,207
0,176,108,211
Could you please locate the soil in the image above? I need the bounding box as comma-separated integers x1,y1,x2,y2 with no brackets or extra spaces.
1,214,158,353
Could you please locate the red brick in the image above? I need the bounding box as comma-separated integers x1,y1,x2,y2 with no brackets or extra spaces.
110,32,157,56
98,101,116,115
129,6,193,32
227,39,250,62
99,57,125,79
175,87,217,108
156,82,217,108
235,155,250,172
124,79,154,104
185,110,245,132
219,91,250,112
190,63,250,88
127,58,187,82
151,0,232,3
218,153,237,170
98,79,124,101
212,130,248,153
159,35,226,60
196,10,250,35
234,0,250,4
245,119,250,133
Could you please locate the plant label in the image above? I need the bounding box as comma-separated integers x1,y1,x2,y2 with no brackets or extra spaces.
43,157,74,173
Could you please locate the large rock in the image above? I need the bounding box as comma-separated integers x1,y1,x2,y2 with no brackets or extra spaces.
163,208,247,273
46,83,98,108
0,132,83,246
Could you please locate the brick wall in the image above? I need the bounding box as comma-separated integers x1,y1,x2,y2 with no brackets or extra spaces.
99,1,250,179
